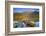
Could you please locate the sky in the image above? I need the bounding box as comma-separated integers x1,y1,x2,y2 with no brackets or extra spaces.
13,8,39,13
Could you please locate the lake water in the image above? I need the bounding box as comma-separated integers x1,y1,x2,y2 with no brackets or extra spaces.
13,21,39,28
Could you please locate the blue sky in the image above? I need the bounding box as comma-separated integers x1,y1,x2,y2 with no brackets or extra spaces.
13,8,39,13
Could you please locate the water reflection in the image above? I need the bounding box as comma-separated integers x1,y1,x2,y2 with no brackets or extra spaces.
13,21,39,28
34,21,39,27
